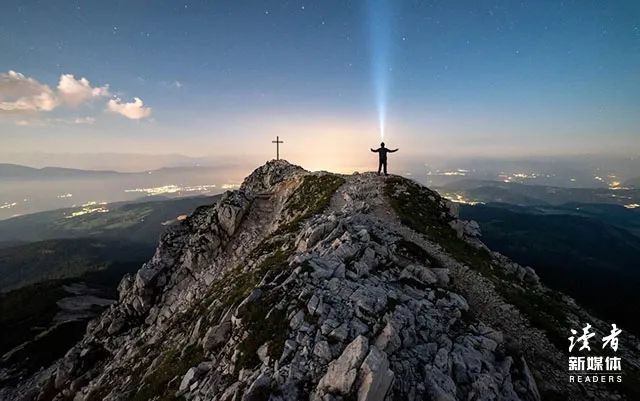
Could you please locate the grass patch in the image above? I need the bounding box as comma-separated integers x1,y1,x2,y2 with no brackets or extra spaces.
384,177,496,278
278,174,345,233
157,173,345,377
196,173,345,323
133,344,204,401
209,245,293,317
211,244,293,372
395,239,443,269
384,176,573,353
235,300,289,371
498,286,569,351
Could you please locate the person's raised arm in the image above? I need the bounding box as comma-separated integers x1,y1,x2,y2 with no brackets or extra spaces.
389,148,399,153
371,148,377,152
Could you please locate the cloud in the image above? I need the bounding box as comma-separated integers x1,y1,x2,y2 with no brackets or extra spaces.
107,97,152,120
1,70,150,121
57,74,109,105
0,70,58,112
13,116,96,127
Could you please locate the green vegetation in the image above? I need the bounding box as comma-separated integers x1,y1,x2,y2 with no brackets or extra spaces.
0,238,154,292
460,203,640,337
133,344,204,401
0,196,219,386
194,239,294,373
386,176,640,401
119,172,346,398
395,239,443,269
1,319,87,387
0,259,145,383
278,173,345,233
384,176,570,352
0,278,68,353
499,286,569,350
384,176,495,276
197,173,344,370
198,239,293,324
236,300,288,371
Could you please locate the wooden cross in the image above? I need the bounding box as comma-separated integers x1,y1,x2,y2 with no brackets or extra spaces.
272,136,284,160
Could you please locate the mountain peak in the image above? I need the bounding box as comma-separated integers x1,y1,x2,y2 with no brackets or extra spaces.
3,166,639,401
240,159,306,195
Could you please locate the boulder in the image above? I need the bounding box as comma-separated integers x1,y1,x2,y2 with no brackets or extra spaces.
357,347,394,401
317,335,369,395
400,264,438,286
203,309,233,351
178,367,197,394
374,321,402,354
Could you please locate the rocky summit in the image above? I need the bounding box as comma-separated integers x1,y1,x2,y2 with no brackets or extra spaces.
3,160,640,401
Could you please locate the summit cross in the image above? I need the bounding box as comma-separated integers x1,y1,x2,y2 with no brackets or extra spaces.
272,136,284,160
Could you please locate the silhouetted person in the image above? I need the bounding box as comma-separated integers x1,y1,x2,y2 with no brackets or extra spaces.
371,142,398,176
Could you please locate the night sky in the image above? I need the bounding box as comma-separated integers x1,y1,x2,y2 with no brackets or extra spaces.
1,1,639,170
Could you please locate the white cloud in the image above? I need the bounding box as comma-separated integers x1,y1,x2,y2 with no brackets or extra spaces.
107,97,152,120
13,116,96,126
1,70,150,122
57,74,109,105
0,70,58,112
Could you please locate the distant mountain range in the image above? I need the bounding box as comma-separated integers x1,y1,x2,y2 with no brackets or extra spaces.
0,163,224,180
0,152,252,172
0,163,235,219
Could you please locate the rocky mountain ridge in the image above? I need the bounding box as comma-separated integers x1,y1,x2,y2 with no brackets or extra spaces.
2,160,639,401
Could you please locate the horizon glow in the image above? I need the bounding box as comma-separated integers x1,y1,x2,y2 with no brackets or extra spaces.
368,0,392,142
1,1,639,159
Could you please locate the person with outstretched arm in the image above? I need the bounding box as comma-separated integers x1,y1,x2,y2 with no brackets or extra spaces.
370,142,398,176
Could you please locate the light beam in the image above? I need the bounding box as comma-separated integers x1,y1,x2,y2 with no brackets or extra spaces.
368,0,392,141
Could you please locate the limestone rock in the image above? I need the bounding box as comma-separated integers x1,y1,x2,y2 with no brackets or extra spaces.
317,335,369,395
4,162,631,401
357,347,394,401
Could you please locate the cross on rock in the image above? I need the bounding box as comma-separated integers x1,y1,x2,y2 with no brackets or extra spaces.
272,136,284,160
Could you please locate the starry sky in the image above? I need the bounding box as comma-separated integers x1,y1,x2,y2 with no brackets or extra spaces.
1,0,639,171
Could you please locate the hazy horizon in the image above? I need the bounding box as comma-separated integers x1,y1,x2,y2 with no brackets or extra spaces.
2,151,639,173
2,1,639,162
